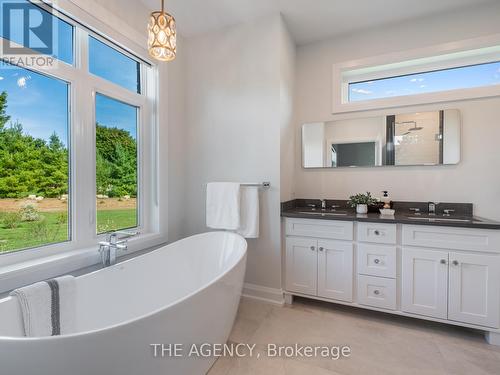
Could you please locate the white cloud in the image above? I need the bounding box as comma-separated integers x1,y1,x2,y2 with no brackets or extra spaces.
17,75,31,88
0,76,4,81
410,78,417,82
352,88,373,95
410,78,425,83
419,85,426,88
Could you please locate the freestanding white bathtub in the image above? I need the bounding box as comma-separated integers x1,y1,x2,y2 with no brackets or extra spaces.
0,232,247,375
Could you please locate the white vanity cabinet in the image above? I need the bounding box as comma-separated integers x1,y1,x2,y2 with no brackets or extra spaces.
285,219,354,302
448,252,500,327
285,237,318,295
317,239,353,302
401,225,500,328
283,217,500,345
356,222,398,311
401,247,449,319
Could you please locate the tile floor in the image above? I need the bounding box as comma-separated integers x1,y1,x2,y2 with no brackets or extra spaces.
208,297,500,375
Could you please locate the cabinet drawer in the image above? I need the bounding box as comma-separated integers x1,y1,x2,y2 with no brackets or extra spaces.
358,275,396,310
357,244,396,278
402,225,500,253
286,218,353,241
357,222,397,244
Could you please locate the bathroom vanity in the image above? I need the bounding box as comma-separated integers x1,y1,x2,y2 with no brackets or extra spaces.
281,201,500,345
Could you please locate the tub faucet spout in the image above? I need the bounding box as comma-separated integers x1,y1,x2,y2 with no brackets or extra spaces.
99,230,139,267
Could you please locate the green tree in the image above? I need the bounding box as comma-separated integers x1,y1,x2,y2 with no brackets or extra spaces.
0,92,68,198
0,91,10,129
96,124,137,197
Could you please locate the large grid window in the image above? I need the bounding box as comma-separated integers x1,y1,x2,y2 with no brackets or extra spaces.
0,0,155,256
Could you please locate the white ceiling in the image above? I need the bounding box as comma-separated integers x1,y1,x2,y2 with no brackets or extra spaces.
141,0,497,45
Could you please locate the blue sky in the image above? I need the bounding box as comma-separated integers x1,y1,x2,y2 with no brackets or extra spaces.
349,61,500,102
0,65,69,143
96,94,137,139
89,37,140,93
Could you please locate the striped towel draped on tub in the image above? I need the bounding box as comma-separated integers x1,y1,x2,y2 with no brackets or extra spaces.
9,275,76,337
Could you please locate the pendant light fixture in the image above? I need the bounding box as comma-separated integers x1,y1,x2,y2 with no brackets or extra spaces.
148,0,176,62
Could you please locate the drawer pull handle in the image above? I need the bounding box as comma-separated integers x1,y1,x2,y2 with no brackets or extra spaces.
374,230,380,235
319,247,324,252
440,259,447,264
374,259,380,264
310,246,315,251
452,260,459,266
373,290,381,295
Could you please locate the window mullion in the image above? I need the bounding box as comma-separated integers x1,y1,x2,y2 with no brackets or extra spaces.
71,28,96,248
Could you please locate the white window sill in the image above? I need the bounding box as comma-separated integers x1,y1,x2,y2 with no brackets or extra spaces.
0,233,167,295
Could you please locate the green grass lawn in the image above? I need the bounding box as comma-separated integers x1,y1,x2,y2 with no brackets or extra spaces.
97,209,138,234
0,209,137,253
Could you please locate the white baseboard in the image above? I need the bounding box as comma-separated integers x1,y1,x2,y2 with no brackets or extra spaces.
242,283,284,305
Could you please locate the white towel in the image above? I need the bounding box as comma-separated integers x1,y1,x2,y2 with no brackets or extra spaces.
237,186,260,238
206,182,241,230
9,275,76,337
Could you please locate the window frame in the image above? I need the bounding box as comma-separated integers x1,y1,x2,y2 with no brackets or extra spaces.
0,0,160,268
332,34,500,114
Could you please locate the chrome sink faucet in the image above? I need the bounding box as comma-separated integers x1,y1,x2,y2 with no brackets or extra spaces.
99,230,139,267
428,202,437,216
409,207,421,216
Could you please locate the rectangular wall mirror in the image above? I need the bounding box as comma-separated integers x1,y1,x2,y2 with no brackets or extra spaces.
302,109,461,168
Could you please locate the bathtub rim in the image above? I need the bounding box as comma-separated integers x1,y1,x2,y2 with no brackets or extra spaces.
0,231,247,342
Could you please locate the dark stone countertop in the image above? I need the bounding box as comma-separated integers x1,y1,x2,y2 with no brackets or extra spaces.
281,205,500,230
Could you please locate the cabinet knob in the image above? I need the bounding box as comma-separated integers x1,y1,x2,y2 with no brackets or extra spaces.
310,246,315,251
374,259,380,264
374,230,380,235
440,259,447,264
373,290,380,295
319,247,324,252
452,260,459,266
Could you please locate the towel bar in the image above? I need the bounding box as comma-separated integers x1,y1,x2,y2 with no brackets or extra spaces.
241,182,271,188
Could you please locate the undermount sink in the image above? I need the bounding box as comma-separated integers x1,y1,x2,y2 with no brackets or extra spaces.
405,216,476,223
298,211,348,216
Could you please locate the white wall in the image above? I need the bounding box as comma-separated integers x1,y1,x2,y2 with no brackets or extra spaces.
280,18,296,202
293,1,500,220
165,36,188,242
182,15,285,290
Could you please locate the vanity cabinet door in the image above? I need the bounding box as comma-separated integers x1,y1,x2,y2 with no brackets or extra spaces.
402,247,448,319
317,240,353,302
285,237,318,295
448,252,500,328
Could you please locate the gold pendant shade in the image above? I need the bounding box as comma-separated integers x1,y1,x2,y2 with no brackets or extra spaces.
148,0,176,62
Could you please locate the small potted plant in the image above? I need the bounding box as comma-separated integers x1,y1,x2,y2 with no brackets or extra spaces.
348,192,378,214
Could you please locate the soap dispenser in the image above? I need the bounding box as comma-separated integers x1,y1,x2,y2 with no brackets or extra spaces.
382,191,391,209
